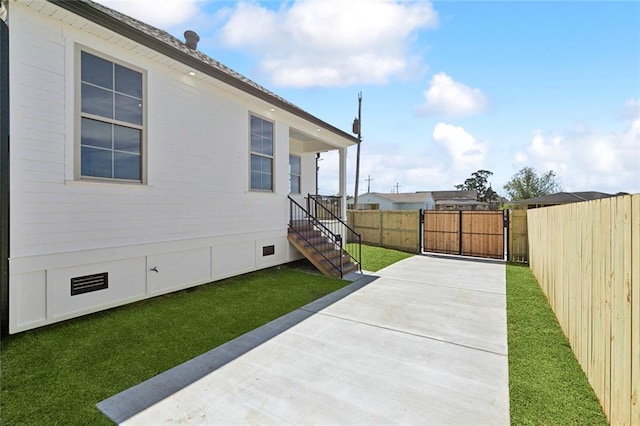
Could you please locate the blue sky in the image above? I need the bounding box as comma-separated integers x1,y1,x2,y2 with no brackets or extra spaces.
98,0,640,197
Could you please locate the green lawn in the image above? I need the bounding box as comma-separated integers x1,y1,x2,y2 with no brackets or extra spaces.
506,263,608,425
3,250,606,425
355,244,414,272
0,266,348,425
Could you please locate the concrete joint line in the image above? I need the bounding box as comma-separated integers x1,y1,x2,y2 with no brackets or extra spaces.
381,276,507,296
302,308,508,358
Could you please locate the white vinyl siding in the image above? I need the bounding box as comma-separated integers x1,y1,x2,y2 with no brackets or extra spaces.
7,2,350,333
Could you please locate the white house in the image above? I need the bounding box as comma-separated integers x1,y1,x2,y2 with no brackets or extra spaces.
354,192,430,211
353,190,480,211
422,190,480,210
0,0,358,334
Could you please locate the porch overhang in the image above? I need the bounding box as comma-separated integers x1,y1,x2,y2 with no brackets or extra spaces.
289,127,354,153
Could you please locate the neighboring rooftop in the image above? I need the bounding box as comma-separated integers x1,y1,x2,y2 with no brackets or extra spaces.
424,190,478,201
364,193,431,204
362,190,479,204
515,191,617,205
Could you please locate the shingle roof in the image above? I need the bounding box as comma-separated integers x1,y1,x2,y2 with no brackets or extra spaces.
516,191,614,204
435,199,482,206
47,0,358,144
367,193,431,204
427,190,478,201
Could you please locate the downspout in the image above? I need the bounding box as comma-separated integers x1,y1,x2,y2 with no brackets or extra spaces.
0,4,9,337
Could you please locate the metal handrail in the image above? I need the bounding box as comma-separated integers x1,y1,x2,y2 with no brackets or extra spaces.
308,194,362,273
308,194,361,237
308,194,342,219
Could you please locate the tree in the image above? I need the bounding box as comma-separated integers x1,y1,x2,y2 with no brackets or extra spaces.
455,169,498,202
503,166,562,201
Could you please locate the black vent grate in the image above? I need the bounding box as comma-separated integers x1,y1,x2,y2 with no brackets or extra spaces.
71,272,108,296
262,245,275,256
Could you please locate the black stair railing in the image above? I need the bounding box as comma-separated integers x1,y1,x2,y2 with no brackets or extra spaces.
308,194,362,273
289,196,345,276
310,195,342,219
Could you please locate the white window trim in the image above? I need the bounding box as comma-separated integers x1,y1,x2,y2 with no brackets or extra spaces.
74,44,148,184
249,112,275,193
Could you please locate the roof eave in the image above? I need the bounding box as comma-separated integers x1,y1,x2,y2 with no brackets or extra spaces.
47,0,358,145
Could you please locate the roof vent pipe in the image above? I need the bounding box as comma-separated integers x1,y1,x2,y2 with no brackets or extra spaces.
0,1,7,22
184,30,200,49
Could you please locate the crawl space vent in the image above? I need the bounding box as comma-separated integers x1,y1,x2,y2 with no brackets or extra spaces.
262,245,275,256
71,272,108,296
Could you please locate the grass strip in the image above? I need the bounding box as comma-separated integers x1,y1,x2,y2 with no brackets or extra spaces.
506,263,607,425
357,244,414,272
0,266,347,425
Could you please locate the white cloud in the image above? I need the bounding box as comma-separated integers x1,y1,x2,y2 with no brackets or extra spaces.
516,117,640,193
420,72,487,117
318,143,452,196
622,98,640,120
97,0,201,28
515,152,528,163
432,123,485,171
219,0,438,87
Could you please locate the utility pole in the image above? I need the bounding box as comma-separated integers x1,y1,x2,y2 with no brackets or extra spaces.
394,182,401,193
352,92,362,210
315,153,320,196
365,175,373,193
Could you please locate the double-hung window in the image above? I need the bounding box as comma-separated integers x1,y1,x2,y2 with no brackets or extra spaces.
289,155,301,194
250,115,274,191
79,50,144,182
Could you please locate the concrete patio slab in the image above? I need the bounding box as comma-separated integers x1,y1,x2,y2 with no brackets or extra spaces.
98,255,509,425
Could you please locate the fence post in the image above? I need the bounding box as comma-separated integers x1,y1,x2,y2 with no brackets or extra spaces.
418,209,424,254
378,210,383,247
458,210,463,255
505,209,510,261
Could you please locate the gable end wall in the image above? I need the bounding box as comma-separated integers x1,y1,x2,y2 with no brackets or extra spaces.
7,3,319,333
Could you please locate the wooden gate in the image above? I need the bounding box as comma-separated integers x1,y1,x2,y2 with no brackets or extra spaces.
422,210,505,259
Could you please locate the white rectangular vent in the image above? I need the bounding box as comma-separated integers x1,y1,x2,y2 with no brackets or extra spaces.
71,272,108,296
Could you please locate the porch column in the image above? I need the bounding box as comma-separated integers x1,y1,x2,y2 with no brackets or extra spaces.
339,147,347,218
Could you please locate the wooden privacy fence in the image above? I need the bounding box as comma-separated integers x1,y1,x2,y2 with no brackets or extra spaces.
347,210,420,253
349,209,527,261
528,194,639,425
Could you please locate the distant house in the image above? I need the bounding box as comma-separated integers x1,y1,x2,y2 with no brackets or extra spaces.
422,190,482,210
514,191,621,209
1,1,358,334
352,190,482,211
352,192,430,211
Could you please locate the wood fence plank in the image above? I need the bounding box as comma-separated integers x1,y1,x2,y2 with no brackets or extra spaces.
610,196,632,424
573,202,582,361
508,210,528,262
632,194,640,425
581,201,593,375
603,198,612,418
591,202,604,403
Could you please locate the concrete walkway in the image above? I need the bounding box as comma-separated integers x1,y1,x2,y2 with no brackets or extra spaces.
98,255,509,425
